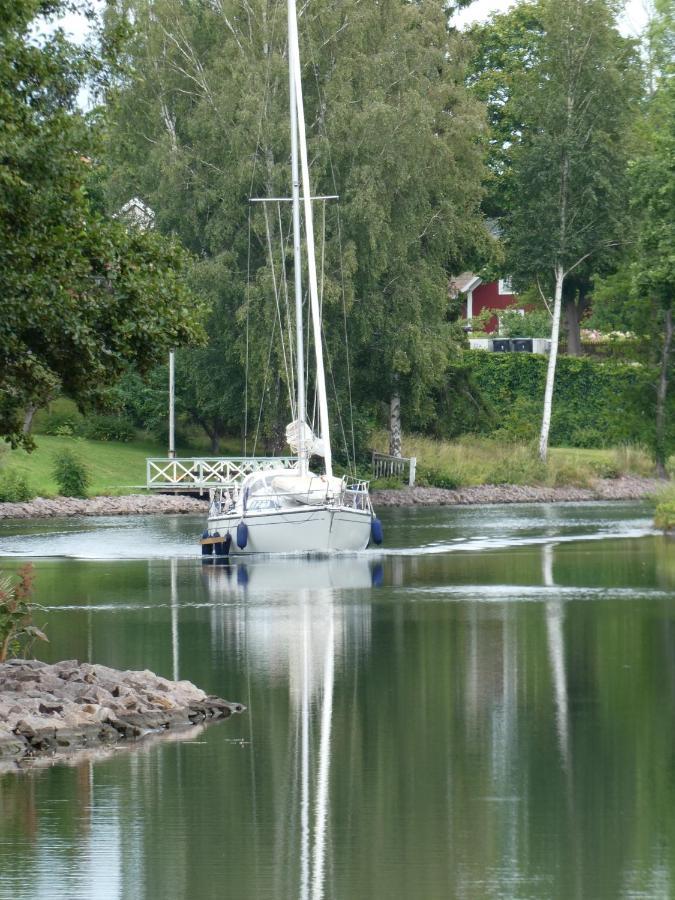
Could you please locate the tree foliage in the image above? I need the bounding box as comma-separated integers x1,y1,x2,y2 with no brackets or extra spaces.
468,0,641,358
469,0,640,458
103,0,488,454
0,0,205,449
630,21,674,474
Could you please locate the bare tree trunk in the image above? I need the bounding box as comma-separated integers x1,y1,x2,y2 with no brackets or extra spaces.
564,291,590,357
564,300,582,356
655,307,673,478
389,392,402,458
539,264,565,462
22,405,38,435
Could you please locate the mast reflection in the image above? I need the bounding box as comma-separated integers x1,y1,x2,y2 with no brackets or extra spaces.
202,556,377,899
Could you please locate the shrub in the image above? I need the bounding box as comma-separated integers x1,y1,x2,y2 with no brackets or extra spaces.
499,307,551,338
82,414,136,442
40,410,83,437
0,565,48,662
492,395,541,443
588,458,621,480
655,500,675,532
52,451,90,498
416,468,461,490
371,476,405,490
0,469,35,503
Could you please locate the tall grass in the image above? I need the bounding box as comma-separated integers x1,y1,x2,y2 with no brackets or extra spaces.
372,433,660,488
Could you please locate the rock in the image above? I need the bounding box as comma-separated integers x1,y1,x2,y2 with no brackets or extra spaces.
0,494,209,520
0,723,28,760
372,476,663,507
0,660,244,764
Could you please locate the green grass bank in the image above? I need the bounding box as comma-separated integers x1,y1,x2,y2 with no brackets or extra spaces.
0,430,672,503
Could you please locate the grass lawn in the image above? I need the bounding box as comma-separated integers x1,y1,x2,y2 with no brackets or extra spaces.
0,435,169,497
1,429,669,499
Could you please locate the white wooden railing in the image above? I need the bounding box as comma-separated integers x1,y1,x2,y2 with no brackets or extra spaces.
146,457,298,495
372,452,417,487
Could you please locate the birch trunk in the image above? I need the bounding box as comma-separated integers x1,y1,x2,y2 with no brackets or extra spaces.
655,306,673,478
539,264,564,462
389,392,402,458
22,405,37,435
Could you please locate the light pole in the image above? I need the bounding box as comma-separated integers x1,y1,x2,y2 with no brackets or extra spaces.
169,350,175,459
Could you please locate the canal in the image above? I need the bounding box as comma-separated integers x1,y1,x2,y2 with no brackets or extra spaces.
0,502,673,899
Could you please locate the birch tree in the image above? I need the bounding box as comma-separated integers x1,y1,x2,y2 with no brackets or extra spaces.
103,0,487,458
501,0,639,460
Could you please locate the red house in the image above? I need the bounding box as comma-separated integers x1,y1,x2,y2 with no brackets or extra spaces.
451,272,522,334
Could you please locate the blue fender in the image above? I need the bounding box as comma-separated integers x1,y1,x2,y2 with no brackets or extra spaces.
237,520,249,550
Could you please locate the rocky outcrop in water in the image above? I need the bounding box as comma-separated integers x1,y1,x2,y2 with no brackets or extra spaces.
0,494,209,520
372,476,663,507
0,659,244,766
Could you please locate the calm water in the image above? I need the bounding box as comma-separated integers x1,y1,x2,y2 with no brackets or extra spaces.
0,502,674,900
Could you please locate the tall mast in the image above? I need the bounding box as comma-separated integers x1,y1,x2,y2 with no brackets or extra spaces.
288,0,333,478
288,0,307,476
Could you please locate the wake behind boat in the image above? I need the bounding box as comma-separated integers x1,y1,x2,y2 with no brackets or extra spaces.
201,0,381,556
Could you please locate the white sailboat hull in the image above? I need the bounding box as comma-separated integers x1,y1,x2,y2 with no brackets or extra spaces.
207,504,372,555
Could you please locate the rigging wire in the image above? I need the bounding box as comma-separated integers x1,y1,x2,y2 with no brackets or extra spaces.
245,0,282,453
277,200,296,409
252,308,279,458
263,201,296,420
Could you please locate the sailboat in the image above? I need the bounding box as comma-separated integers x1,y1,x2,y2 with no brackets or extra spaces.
205,0,379,555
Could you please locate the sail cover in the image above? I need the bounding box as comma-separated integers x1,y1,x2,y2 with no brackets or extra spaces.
286,419,325,457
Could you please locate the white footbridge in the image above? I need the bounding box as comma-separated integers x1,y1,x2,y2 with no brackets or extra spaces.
146,457,298,495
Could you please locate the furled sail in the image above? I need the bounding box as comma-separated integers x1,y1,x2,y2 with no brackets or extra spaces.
271,473,344,505
286,419,325,458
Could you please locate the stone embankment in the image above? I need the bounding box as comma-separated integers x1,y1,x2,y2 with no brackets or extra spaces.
0,659,244,766
372,476,664,507
0,493,209,520
0,478,664,520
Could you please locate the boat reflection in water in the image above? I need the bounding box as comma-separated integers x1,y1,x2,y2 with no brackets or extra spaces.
202,554,381,900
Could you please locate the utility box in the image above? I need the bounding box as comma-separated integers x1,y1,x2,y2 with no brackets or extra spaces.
511,338,533,353
468,338,491,351
492,338,511,352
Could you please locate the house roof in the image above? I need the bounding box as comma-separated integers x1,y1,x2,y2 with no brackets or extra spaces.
449,272,482,296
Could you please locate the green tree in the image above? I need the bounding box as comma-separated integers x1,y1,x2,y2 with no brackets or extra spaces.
468,1,640,360
103,0,487,460
0,0,205,449
572,1,674,472
630,70,674,475
486,0,639,460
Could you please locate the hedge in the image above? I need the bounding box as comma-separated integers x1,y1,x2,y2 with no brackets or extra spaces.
461,350,674,451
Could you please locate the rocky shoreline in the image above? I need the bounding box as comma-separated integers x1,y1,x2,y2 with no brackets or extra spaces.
0,477,665,520
372,476,664,507
0,493,209,520
0,659,244,768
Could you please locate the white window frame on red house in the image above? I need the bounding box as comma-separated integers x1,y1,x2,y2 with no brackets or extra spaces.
498,277,514,295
